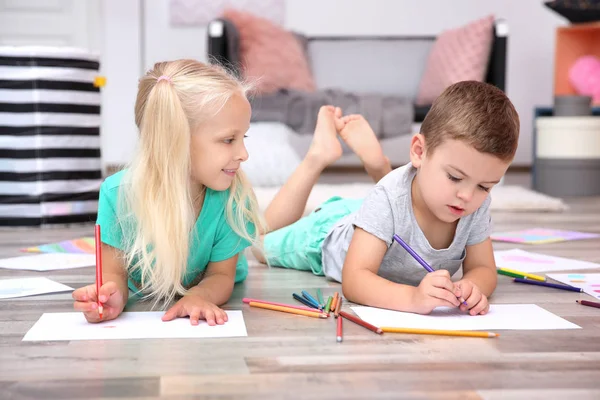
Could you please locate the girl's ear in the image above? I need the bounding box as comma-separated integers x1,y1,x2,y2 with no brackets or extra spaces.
409,133,426,168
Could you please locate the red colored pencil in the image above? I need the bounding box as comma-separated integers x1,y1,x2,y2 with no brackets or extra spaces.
336,312,343,342
339,310,383,334
95,224,103,319
576,300,600,309
242,297,321,313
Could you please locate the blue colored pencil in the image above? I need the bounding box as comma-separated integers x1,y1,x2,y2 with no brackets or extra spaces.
301,290,322,309
513,277,583,293
293,293,320,309
392,234,468,306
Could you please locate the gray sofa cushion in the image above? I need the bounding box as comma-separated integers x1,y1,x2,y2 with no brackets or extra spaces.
308,39,434,99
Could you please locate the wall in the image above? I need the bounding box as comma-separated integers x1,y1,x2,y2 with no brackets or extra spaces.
110,0,568,167
100,0,142,168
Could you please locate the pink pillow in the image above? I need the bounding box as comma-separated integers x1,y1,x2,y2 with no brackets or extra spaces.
416,15,495,105
569,55,600,104
222,9,316,94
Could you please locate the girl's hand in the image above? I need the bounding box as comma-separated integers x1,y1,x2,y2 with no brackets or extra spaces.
161,294,229,326
455,279,489,316
410,270,461,314
72,281,126,323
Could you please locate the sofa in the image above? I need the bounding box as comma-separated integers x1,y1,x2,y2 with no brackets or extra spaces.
206,18,508,169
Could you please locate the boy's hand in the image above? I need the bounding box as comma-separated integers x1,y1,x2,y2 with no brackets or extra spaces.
72,281,125,323
455,279,489,316
162,294,228,326
411,270,461,314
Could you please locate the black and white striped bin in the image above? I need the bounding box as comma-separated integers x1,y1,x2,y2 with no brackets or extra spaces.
0,46,102,226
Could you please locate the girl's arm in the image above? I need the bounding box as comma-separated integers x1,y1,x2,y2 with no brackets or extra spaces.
342,228,461,314
72,243,128,322
186,255,238,306
161,255,238,325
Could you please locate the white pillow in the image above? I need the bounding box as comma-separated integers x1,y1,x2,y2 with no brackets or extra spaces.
243,122,302,187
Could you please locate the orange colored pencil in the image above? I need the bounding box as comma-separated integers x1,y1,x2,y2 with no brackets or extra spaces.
242,297,317,313
339,310,382,334
381,327,499,338
334,296,342,318
249,301,327,319
330,292,339,313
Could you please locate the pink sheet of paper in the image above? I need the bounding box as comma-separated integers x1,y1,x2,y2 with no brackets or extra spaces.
491,228,600,244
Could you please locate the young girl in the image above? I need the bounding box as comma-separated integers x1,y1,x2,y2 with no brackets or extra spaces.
73,59,349,326
72,60,268,325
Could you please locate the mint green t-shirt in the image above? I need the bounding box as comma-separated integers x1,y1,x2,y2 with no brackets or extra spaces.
96,170,254,294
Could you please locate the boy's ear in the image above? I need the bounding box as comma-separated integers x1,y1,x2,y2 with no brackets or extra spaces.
409,133,426,168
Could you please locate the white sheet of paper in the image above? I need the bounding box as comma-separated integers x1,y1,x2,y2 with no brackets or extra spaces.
22,311,248,341
494,248,600,273
0,253,96,271
351,304,580,331
0,277,73,299
547,273,600,300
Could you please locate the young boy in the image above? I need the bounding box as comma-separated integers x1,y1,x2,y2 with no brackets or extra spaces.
256,81,520,316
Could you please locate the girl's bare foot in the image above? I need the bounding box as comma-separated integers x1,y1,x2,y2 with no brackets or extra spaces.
339,114,392,181
306,106,344,169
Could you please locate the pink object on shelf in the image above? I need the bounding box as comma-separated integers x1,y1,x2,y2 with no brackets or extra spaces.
569,55,600,104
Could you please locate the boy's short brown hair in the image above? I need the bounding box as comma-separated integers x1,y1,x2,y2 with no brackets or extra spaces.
420,81,520,161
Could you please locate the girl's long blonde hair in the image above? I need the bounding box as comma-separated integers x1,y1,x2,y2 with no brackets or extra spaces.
121,59,264,306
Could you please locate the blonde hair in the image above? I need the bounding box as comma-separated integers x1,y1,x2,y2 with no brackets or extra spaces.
420,81,520,162
120,59,264,306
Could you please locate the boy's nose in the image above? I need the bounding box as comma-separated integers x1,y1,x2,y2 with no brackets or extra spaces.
457,187,474,202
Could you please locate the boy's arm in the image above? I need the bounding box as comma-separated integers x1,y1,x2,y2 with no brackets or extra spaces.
461,238,497,297
342,227,418,311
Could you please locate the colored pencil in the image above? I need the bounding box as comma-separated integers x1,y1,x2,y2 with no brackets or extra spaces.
301,290,322,309
94,224,103,319
576,300,600,309
393,234,468,306
339,310,383,334
381,327,499,338
325,296,333,314
249,301,327,319
336,312,343,342
293,293,320,309
317,288,324,307
497,267,545,282
243,298,318,313
334,296,342,318
513,277,583,293
497,269,530,280
330,292,339,312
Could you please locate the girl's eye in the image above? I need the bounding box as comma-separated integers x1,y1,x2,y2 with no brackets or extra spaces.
447,173,461,182
478,185,491,192
223,138,233,144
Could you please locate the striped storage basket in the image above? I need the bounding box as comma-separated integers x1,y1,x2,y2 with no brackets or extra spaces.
0,46,102,226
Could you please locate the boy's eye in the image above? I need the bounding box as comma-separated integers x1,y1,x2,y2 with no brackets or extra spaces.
447,173,461,182
478,185,491,192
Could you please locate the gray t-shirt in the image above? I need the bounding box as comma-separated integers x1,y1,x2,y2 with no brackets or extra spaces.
321,163,492,284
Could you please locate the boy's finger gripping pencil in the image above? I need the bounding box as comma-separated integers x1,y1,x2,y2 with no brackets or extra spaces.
392,234,468,306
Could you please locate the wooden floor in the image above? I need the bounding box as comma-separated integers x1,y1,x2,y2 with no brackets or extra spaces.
1,186,600,398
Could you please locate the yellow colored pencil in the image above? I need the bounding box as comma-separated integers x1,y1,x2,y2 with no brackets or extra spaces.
249,301,327,319
380,327,499,338
497,267,545,282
